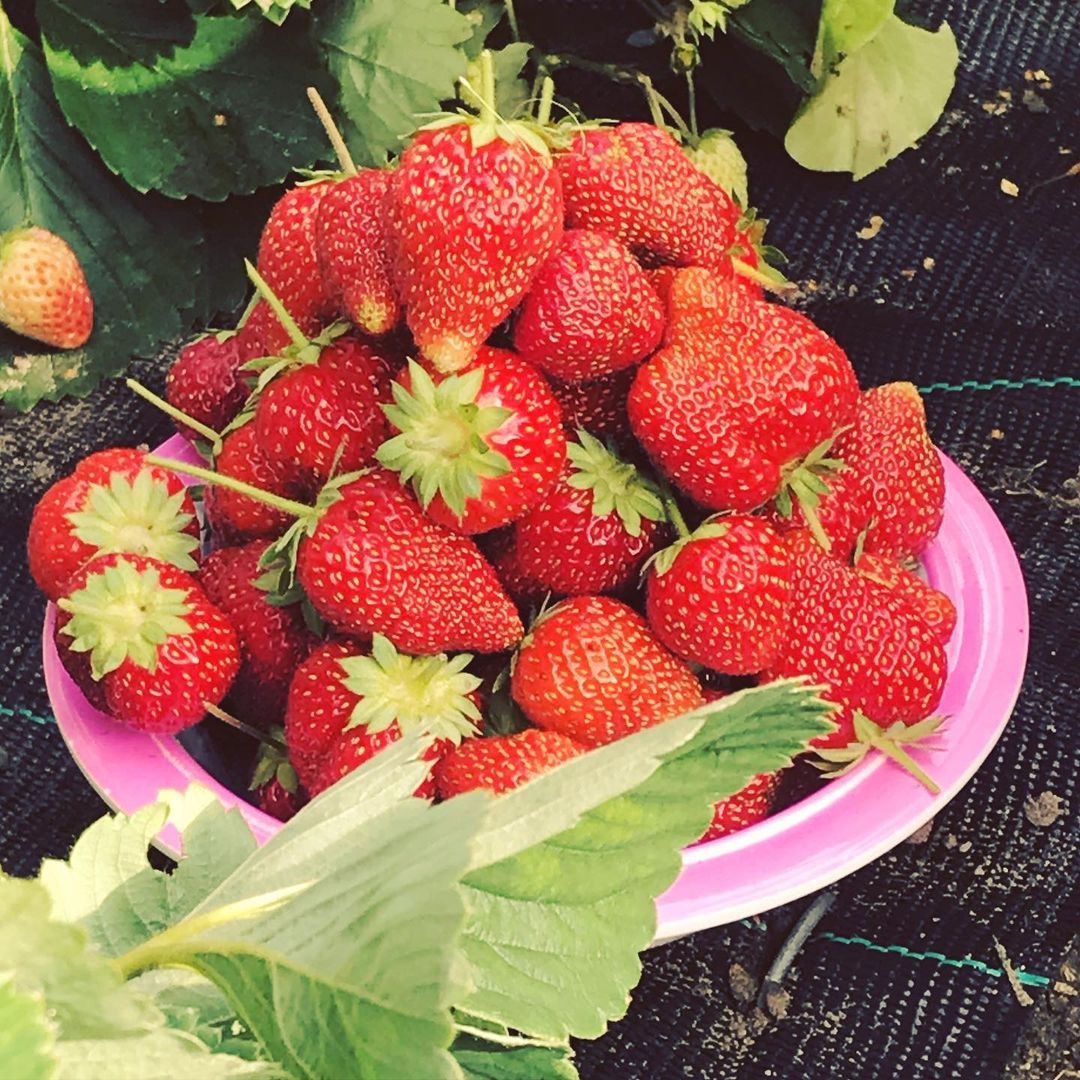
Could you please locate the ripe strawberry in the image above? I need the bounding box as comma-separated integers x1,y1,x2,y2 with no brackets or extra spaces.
54,553,239,733
165,332,251,442
511,431,667,595
434,727,585,797
512,229,665,382
315,168,401,336
547,367,638,454
696,770,781,843
855,551,957,645
645,513,792,674
203,420,314,545
253,329,395,483
233,298,293,362
555,123,741,270
284,634,481,797
257,775,306,823
294,469,524,653
198,539,320,724
376,350,566,534
628,267,859,516
0,226,93,348
27,447,201,602
255,180,337,339
249,731,306,822
482,527,550,611
511,595,704,746
386,119,563,372
764,530,947,751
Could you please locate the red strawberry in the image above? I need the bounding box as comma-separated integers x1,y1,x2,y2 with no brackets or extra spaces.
511,431,667,596
295,469,524,653
203,420,315,545
233,298,293,362
165,332,251,442
0,226,93,348
483,527,550,611
316,168,401,336
548,368,638,453
255,180,337,339
198,540,320,724
386,120,563,372
434,728,585,797
54,553,239,733
645,513,792,674
284,634,481,797
511,595,704,746
628,267,859,515
376,349,566,534
555,123,741,270
512,228,665,381
764,530,948,753
696,770,781,843
249,732,307,822
253,330,395,483
257,775,306,823
855,551,957,645
27,447,201,602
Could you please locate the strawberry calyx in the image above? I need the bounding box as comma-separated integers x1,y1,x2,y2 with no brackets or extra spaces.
65,468,200,572
376,359,512,517
813,712,945,794
774,433,847,552
565,430,665,538
249,725,300,793
646,515,731,578
337,634,482,744
57,558,193,680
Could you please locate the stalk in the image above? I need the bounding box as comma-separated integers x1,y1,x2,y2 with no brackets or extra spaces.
306,86,357,176
125,379,221,452
244,260,308,349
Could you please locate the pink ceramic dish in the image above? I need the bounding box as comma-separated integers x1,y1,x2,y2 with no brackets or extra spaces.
43,436,1028,943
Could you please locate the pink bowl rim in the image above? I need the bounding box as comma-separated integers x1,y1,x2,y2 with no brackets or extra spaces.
43,436,1029,942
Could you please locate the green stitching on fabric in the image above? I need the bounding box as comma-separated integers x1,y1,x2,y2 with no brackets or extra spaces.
0,704,56,726
919,375,1080,394
817,931,1051,988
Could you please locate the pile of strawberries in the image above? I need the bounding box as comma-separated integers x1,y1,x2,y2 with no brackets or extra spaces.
29,87,955,843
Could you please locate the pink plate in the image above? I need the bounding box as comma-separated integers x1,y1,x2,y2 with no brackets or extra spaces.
43,435,1028,942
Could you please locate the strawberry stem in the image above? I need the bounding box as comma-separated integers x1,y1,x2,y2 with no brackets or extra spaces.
479,49,498,125
867,732,941,794
306,86,357,176
244,260,308,350
536,75,555,128
144,454,316,521
125,378,221,452
204,701,288,754
504,0,520,42
731,257,797,296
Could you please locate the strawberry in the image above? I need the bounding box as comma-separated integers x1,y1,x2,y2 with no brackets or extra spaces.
249,731,307,822
547,367,638,454
696,770,781,843
855,551,957,645
386,118,563,372
685,128,748,209
254,180,337,339
315,168,401,336
482,527,550,611
512,229,665,382
165,332,251,442
511,595,704,746
555,123,740,270
433,727,584,797
198,540,320,724
511,431,667,596
628,267,859,519
0,226,93,349
645,513,792,674
203,420,314,545
376,350,566,535
293,469,524,653
54,553,239,733
257,775,306,822
27,447,201,602
252,329,395,483
764,530,947,755
284,634,481,797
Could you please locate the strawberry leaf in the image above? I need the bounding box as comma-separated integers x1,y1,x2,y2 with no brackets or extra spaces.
0,15,206,409
785,14,958,179
453,1043,581,1079
37,3,331,201
315,0,474,167
0,974,56,1080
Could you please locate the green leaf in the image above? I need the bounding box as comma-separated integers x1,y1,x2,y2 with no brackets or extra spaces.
454,1043,580,1079
316,0,474,167
815,0,894,72
785,14,958,179
230,0,312,26
0,15,204,409
457,682,833,1040
0,974,57,1080
38,3,330,200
